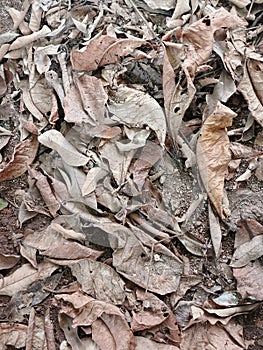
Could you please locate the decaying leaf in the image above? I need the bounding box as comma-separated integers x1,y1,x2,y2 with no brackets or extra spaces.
75,75,108,123
0,323,27,349
230,235,263,268
0,135,38,182
22,223,103,261
197,102,237,220
233,260,263,300
71,35,145,72
70,259,126,304
181,321,246,350
238,59,263,127
135,336,180,350
57,291,134,350
38,130,89,166
108,86,166,146
0,261,57,297
0,253,20,270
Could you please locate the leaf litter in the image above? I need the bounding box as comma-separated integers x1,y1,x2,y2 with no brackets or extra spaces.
0,0,263,349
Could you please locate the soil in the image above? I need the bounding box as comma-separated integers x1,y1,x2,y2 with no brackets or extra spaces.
0,1,263,349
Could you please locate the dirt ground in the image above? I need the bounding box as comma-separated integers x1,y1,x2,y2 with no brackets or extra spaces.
0,1,263,349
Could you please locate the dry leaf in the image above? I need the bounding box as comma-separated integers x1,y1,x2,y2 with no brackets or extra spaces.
9,25,51,51
135,336,180,350
108,86,166,146
82,167,108,196
70,259,126,304
0,253,20,270
143,0,176,10
238,59,263,127
181,321,246,350
26,308,47,350
0,261,57,297
0,135,38,182
0,323,27,349
197,102,237,220
71,35,145,71
75,75,107,123
57,291,134,350
230,235,263,268
233,260,263,300
28,168,60,217
23,224,103,261
208,203,222,258
64,84,94,124
38,130,89,167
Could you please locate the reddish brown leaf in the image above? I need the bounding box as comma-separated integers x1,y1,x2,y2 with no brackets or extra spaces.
196,102,236,220
0,135,38,182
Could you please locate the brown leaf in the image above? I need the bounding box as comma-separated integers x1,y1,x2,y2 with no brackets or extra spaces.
238,59,263,127
135,337,180,350
0,135,38,182
230,235,263,267
57,291,134,350
71,35,117,71
23,223,103,261
208,203,222,258
108,86,166,147
230,142,263,159
26,308,47,350
75,75,108,123
233,260,263,300
0,253,20,270
181,321,246,350
196,102,237,220
0,261,57,297
38,130,89,167
71,35,145,72
28,168,60,217
70,259,126,304
64,84,94,124
0,323,27,349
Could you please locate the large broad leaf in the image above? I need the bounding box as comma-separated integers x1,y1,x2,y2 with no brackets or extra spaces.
0,135,38,182
38,129,89,166
230,235,263,267
233,261,263,300
0,261,57,297
238,59,263,127
196,102,236,220
108,86,166,147
70,260,126,304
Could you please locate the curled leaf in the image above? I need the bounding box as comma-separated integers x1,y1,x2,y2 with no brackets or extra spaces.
197,102,236,220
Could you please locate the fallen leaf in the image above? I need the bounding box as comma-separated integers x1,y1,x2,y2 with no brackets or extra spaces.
233,260,263,300
135,336,180,350
238,59,263,127
26,308,47,350
82,167,108,196
57,291,134,350
75,75,108,123
9,25,51,51
0,323,27,349
108,86,166,146
230,235,263,268
0,253,19,270
28,168,60,217
142,0,176,10
0,135,38,182
208,203,222,258
196,102,237,220
70,259,126,304
71,35,145,71
0,261,57,297
38,130,89,167
181,321,246,350
22,224,103,261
